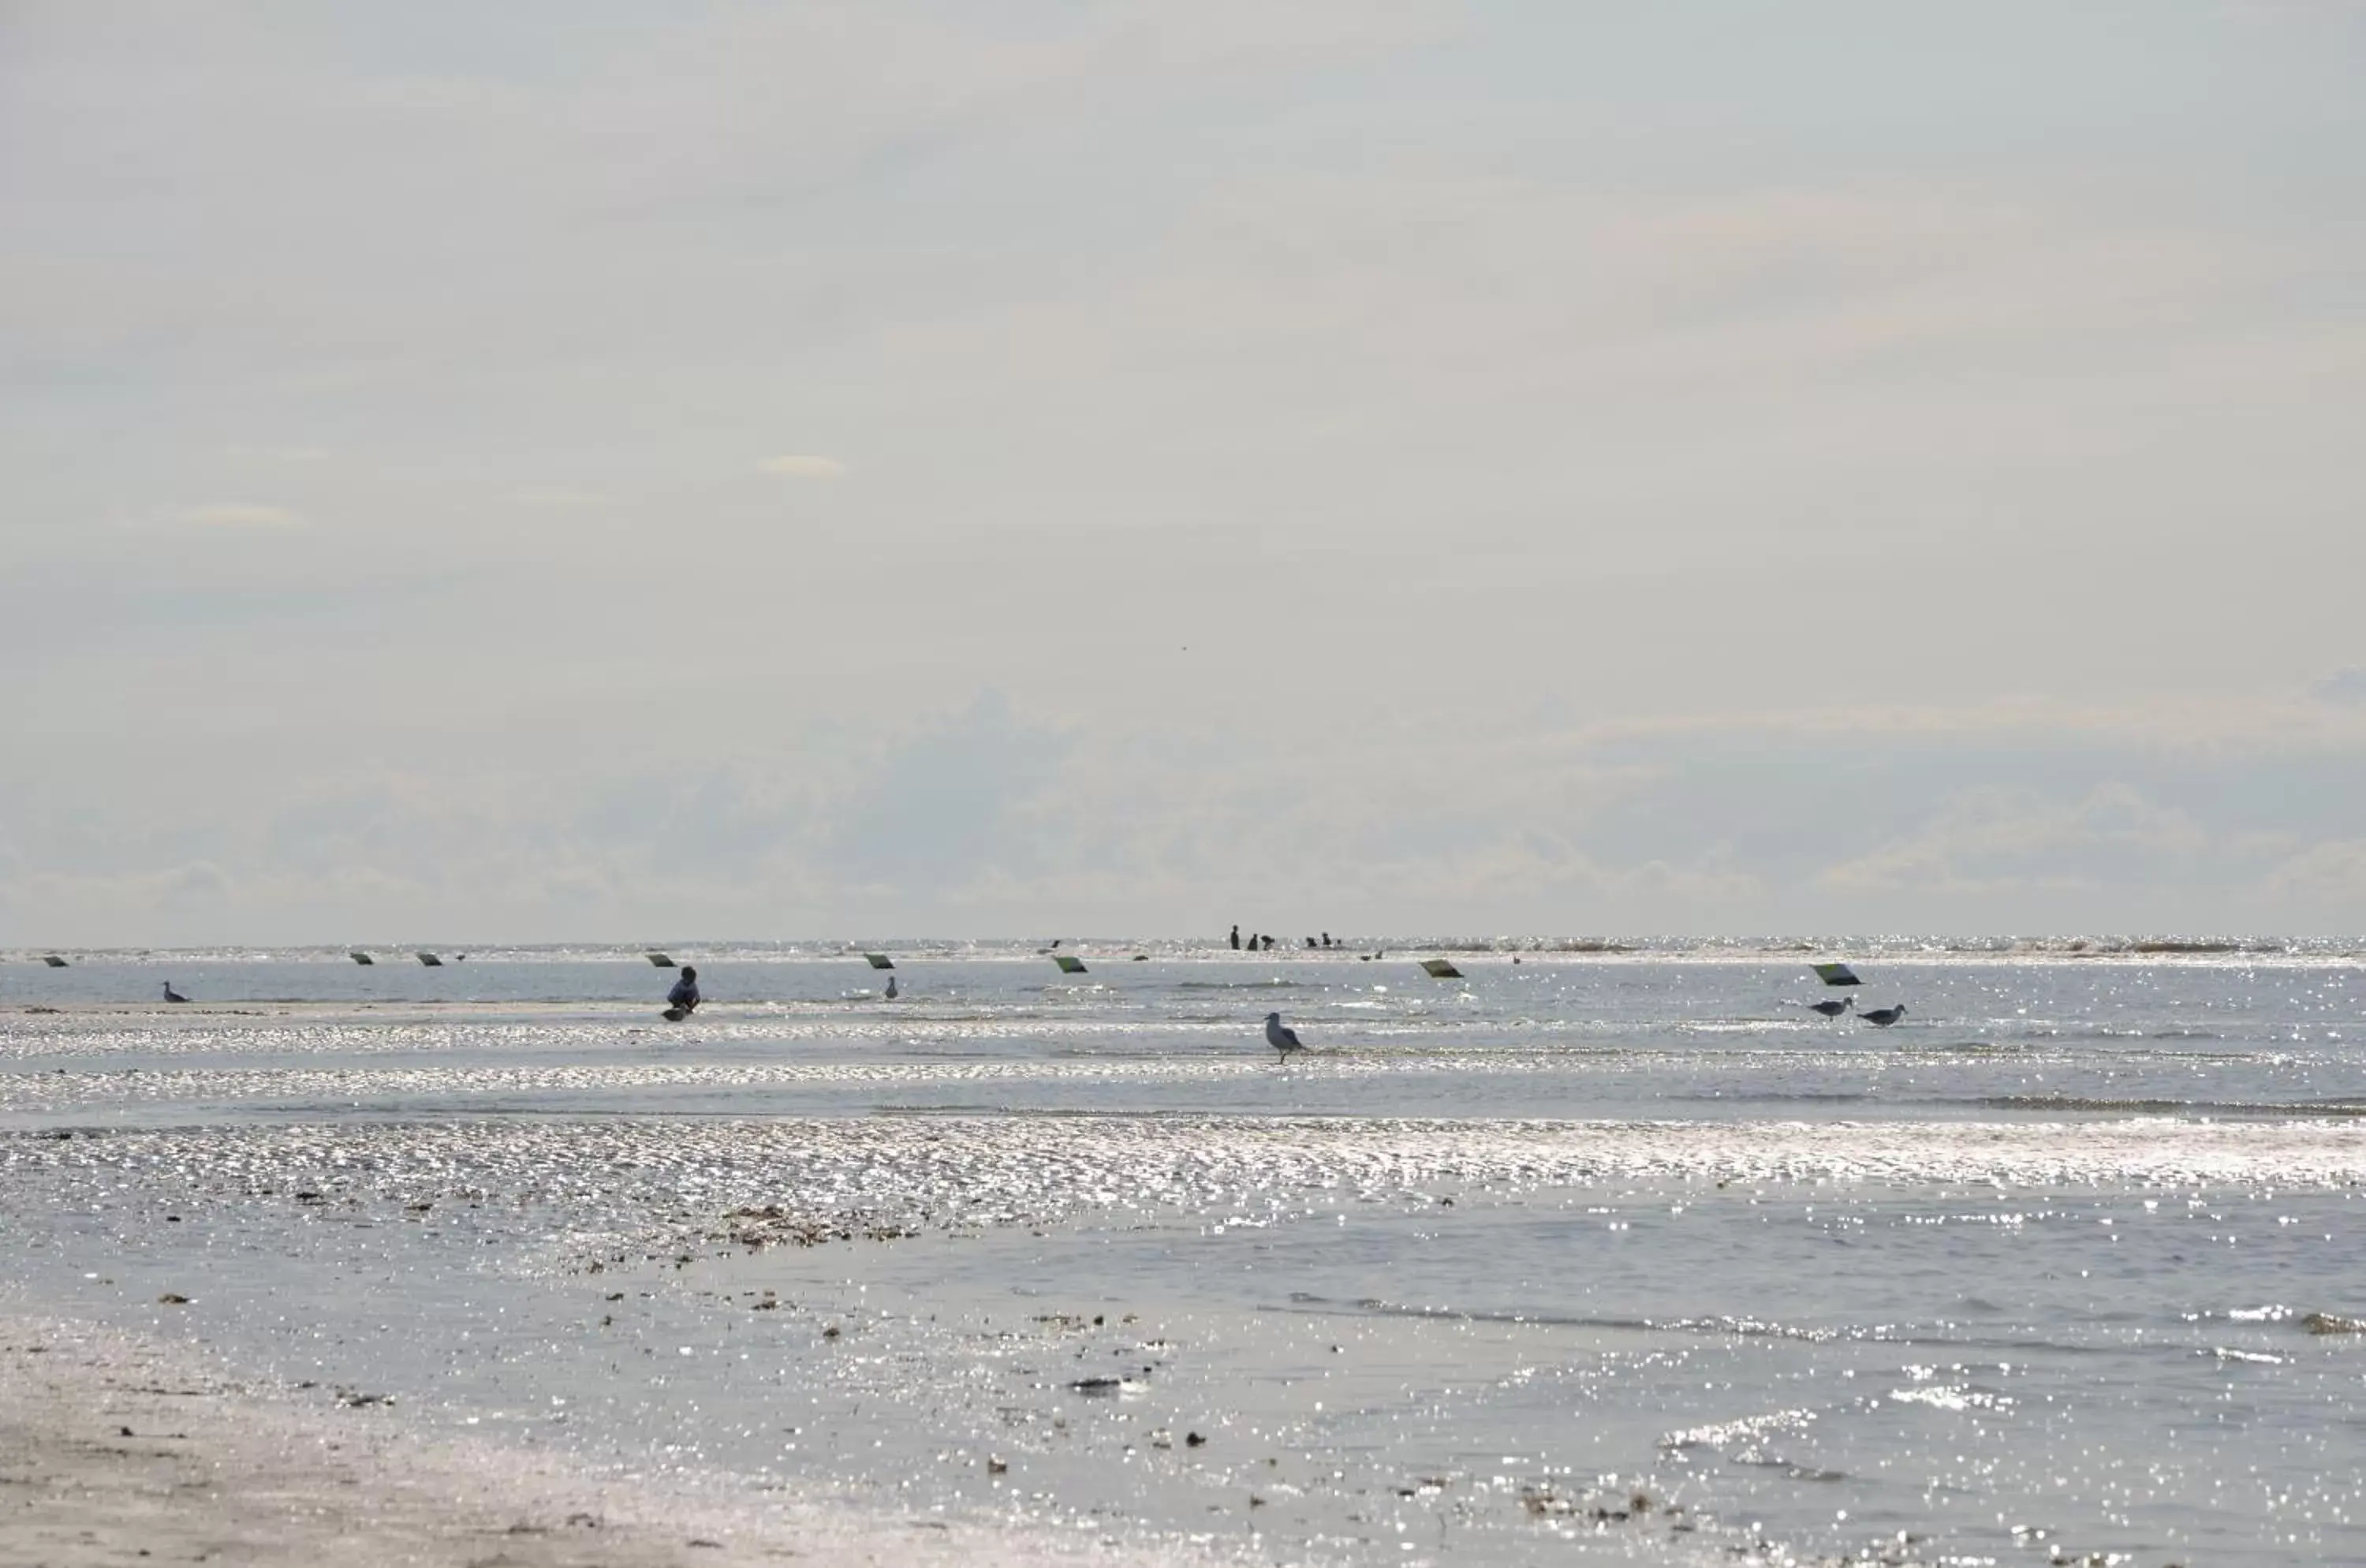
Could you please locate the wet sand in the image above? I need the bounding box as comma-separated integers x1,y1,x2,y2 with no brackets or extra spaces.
0,1317,1211,1568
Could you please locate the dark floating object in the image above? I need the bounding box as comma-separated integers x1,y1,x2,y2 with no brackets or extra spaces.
349,951,374,965
864,953,894,970
1808,995,1853,1019
1067,1376,1141,1396
1814,963,1861,987
1860,1003,1909,1027
416,952,443,967
41,954,69,968
453,954,468,962
1132,954,1149,961
1053,954,1088,975
661,1006,689,1022
1420,958,1464,980
162,982,189,1004
647,953,677,968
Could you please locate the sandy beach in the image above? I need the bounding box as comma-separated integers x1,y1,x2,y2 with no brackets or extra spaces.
0,1316,1207,1568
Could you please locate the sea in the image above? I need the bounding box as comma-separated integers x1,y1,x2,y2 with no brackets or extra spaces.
3,936,2364,1566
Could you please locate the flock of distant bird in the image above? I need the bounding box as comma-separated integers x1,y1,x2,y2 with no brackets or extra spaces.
147,954,1907,1062
1260,961,1905,1063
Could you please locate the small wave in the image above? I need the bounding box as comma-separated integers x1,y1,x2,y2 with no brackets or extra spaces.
1730,1458,1851,1482
1674,1092,1874,1104
1275,1294,1651,1334
1661,1408,1816,1450
1887,1383,2013,1412
1975,1095,2366,1118
1655,1315,1848,1342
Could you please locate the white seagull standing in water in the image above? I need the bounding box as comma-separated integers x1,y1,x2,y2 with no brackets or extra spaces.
1263,1011,1304,1063
1860,1003,1908,1027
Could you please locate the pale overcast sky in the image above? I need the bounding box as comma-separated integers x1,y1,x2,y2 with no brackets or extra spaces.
4,2,2364,943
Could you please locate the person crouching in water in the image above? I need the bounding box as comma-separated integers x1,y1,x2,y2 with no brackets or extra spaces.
667,965,701,1016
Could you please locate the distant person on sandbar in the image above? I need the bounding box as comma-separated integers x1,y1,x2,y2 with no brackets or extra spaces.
666,965,701,1017
1230,924,1241,950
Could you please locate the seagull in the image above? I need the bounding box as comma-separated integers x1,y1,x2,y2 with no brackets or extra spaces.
1860,1003,1908,1028
162,982,188,1004
1808,995,1855,1019
884,975,899,1000
1263,1011,1304,1063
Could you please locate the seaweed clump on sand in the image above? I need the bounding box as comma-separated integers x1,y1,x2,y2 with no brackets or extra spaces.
715,1204,919,1249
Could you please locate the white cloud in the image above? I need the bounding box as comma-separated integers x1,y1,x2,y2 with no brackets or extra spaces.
2257,839,2366,906
755,455,848,480
177,503,303,528
2312,666,2366,707
9,689,2366,940
219,443,329,464
1816,783,2208,899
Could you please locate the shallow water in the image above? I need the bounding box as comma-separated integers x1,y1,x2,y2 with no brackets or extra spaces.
4,945,2364,1565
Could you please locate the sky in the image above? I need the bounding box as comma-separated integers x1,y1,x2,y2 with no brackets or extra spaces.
4,1,2365,944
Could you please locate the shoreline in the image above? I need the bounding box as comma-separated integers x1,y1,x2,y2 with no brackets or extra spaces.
0,1312,1220,1568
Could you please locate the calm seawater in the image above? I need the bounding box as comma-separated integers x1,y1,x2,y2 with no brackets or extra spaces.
4,942,2364,1565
